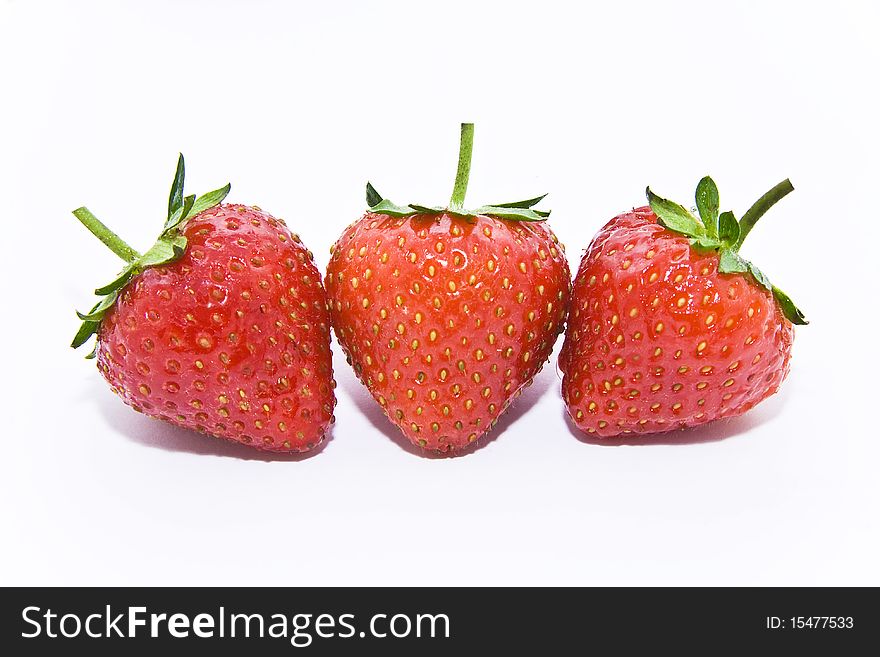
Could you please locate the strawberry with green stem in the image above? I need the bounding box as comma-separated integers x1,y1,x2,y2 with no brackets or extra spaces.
73,156,335,452
326,124,571,453
560,177,806,438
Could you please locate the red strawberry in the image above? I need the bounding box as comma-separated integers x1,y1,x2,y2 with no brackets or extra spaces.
326,124,571,453
559,177,806,438
72,156,335,452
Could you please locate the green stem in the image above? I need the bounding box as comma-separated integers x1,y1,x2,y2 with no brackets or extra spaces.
449,123,475,210
734,179,794,251
73,207,141,262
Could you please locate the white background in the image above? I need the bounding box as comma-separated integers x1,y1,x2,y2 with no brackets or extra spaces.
2,0,878,585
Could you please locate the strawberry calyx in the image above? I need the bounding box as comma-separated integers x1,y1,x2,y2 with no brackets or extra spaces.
71,154,230,356
646,177,807,325
365,123,551,222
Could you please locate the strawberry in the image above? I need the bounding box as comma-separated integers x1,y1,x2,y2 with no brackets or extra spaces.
72,156,335,452
559,177,807,438
326,124,571,453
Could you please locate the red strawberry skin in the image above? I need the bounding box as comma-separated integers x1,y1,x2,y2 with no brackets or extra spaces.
326,212,571,452
96,203,335,452
559,206,793,438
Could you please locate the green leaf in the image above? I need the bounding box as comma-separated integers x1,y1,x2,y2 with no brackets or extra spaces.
646,187,706,238
138,238,183,268
169,234,187,254
695,176,720,237
475,206,549,222
409,204,446,214
487,194,548,209
163,194,195,233
689,236,722,251
84,340,99,359
718,211,740,245
772,285,809,325
187,183,231,219
366,182,383,208
71,319,100,350
72,300,104,349
369,198,417,217
718,249,749,274
94,265,135,296
167,154,185,221
748,262,772,290
76,290,119,322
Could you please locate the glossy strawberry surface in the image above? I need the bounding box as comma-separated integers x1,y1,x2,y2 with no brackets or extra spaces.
326,211,571,452
560,206,794,438
96,204,335,452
